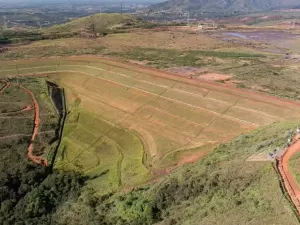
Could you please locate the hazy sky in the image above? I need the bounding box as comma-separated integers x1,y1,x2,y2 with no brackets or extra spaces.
0,0,164,2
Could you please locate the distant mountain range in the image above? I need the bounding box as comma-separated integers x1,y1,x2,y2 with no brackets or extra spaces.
148,0,300,15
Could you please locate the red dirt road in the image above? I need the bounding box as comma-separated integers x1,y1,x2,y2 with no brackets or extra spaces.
0,79,48,167
19,85,48,167
0,81,9,94
277,136,300,214
0,105,33,115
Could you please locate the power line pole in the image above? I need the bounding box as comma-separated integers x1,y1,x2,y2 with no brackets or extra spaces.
293,19,296,29
121,0,123,14
91,16,95,34
3,15,7,30
37,22,42,30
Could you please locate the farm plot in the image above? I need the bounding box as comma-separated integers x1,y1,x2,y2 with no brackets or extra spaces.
1,56,300,187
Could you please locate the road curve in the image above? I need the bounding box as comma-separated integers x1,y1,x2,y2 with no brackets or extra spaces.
0,79,48,167
19,85,48,167
0,81,9,94
277,137,300,214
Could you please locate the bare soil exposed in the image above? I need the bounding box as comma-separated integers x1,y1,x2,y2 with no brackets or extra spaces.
276,134,300,214
198,73,232,81
19,85,48,166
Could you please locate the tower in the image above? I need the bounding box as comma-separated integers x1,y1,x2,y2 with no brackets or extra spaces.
3,15,7,30
121,0,123,14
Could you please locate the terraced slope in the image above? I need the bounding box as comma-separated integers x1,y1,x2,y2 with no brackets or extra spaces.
1,56,300,192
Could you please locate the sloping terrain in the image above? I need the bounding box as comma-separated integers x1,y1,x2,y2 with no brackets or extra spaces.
52,122,300,225
46,13,147,34
1,56,300,194
0,77,87,225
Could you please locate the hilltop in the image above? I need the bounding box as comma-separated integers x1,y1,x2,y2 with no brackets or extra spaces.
46,13,149,34
0,13,154,44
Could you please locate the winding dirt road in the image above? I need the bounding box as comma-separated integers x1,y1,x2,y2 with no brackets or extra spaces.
0,80,48,166
277,136,300,214
19,85,48,166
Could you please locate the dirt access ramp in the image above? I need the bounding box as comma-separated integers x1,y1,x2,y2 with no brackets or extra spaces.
276,135,300,214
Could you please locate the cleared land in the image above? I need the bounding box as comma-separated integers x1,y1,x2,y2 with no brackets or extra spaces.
1,56,300,192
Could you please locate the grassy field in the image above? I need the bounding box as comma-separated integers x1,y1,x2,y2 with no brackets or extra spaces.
1,57,300,194
55,110,149,194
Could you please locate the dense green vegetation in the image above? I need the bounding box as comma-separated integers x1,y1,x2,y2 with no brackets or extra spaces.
2,122,296,225
0,162,85,224
0,30,76,44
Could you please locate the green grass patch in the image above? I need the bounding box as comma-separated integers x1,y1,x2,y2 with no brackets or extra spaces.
159,142,216,168
289,151,300,187
69,125,100,147
56,109,150,192
109,47,265,68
